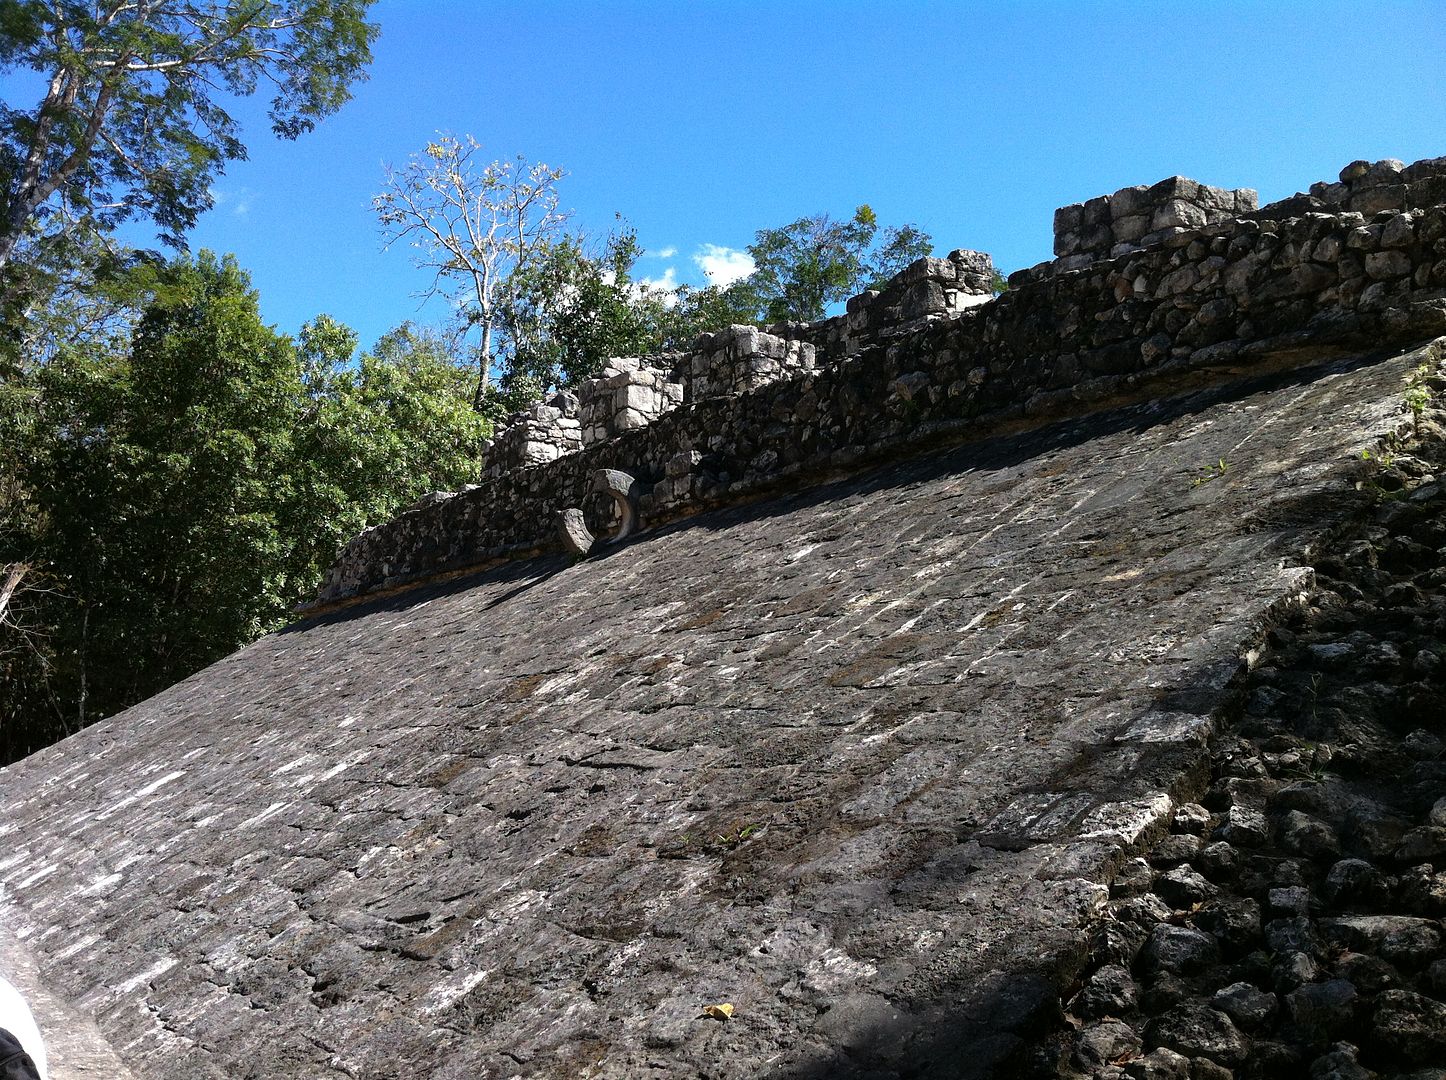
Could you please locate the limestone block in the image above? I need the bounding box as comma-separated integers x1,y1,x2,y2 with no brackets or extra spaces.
1113,213,1151,244
1151,199,1209,231
1351,186,1407,215
1109,185,1151,219
1082,194,1111,226
618,382,658,414
1148,175,1203,203
1195,184,1237,213
1054,202,1084,234
901,256,957,284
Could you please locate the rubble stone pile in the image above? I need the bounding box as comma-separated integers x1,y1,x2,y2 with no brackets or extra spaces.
1033,377,1446,1080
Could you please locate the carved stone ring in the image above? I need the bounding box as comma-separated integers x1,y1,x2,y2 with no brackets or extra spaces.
556,469,641,556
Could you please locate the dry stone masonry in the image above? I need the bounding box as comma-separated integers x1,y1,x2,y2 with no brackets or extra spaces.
1052,176,1259,270
479,392,582,479
3,155,1446,1080
318,156,1446,609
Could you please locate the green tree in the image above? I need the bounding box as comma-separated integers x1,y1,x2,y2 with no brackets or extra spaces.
2,257,488,761
499,225,672,400
0,0,379,301
290,319,490,566
22,252,304,724
663,278,766,348
746,205,932,322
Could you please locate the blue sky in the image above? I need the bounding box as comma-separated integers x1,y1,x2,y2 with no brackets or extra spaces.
7,1,1446,350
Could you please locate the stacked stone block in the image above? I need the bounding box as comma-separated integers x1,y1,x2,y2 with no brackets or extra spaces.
1054,177,1259,270
1310,156,1446,217
686,326,816,401
779,249,998,359
576,356,686,444
480,391,581,478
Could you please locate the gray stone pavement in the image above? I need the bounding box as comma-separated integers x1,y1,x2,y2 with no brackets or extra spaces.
0,345,1432,1078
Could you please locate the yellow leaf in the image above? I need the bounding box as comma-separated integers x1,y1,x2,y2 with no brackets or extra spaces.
702,1003,734,1021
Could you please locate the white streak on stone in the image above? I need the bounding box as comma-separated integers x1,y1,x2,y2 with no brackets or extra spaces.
96,770,186,821
115,958,176,995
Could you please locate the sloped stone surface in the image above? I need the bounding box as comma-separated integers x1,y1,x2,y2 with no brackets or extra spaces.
0,347,1429,1079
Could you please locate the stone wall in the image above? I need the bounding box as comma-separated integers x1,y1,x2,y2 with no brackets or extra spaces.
479,391,582,480
576,356,686,443
314,156,1446,608
480,248,994,478
1053,177,1259,269
771,248,997,359
1261,156,1446,221
685,325,817,400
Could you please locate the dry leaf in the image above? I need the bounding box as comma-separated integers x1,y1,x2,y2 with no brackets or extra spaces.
702,1003,734,1021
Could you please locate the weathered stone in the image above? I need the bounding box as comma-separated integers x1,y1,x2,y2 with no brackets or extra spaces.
1154,865,1216,908
1194,896,1262,954
1274,950,1323,991
1218,806,1269,847
1148,834,1204,867
1285,979,1358,1040
1095,920,1152,968
1396,825,1446,862
1324,858,1393,909
1116,893,1175,927
1197,841,1241,882
1399,865,1446,915
1212,982,1279,1031
1189,1058,1233,1080
1173,803,1212,835
1112,857,1156,899
1347,808,1412,860
1278,810,1342,859
1430,797,1446,827
1366,250,1414,280
1334,950,1403,993
1141,972,1191,1014
1076,1018,1144,1069
1073,964,1139,1021
1266,917,1324,958
1121,1046,1191,1080
1141,925,1220,974
1267,885,1316,917
1145,1002,1250,1066
1321,915,1443,967
1371,990,1446,1064
1309,1042,1373,1080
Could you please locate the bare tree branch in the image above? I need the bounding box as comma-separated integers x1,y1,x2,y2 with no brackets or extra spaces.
374,135,569,409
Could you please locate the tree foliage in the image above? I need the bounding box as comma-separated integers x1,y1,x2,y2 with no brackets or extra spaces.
745,204,932,323
0,253,487,763
496,225,672,408
0,0,379,304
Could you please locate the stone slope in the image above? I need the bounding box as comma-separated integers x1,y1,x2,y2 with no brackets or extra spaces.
0,342,1436,1078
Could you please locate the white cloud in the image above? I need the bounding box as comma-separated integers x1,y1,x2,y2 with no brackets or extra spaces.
694,244,755,286
640,266,679,291
654,246,678,259
210,187,253,217
637,266,680,308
